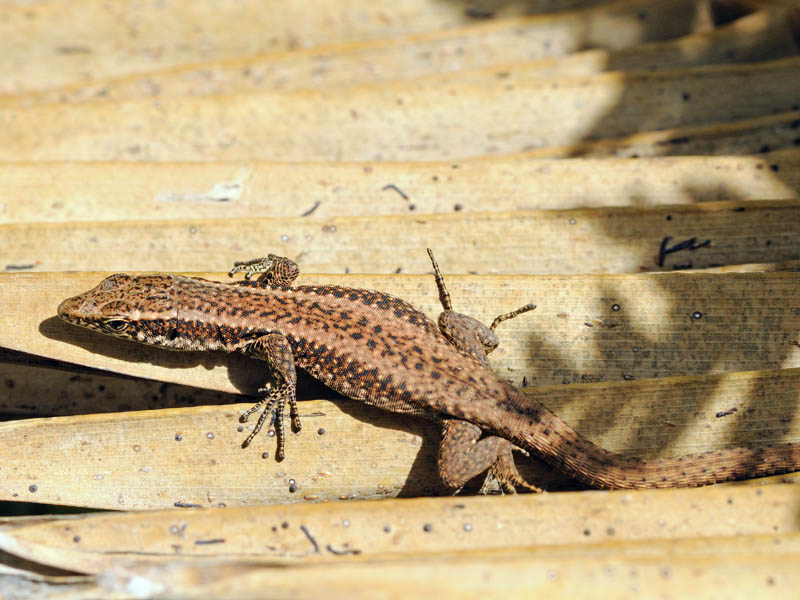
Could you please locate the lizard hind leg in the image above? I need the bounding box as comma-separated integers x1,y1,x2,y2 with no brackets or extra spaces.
439,420,542,494
426,249,539,492
426,248,535,361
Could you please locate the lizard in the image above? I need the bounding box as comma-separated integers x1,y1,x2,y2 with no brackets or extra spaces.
57,251,800,491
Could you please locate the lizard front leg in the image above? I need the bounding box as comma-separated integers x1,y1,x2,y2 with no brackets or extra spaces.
229,256,302,459
427,248,538,493
240,333,301,460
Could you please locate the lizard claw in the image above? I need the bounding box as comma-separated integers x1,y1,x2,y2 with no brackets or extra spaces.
512,444,530,457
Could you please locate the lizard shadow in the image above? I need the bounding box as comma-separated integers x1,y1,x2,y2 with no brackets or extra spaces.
40,315,329,399
40,316,226,372
324,390,578,494
329,398,456,497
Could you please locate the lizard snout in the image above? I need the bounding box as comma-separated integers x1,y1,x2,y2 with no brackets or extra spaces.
57,294,91,322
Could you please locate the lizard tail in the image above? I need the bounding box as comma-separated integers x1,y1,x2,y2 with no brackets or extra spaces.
507,391,800,489
552,439,800,489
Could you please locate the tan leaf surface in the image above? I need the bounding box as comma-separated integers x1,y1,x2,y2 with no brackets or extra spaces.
0,0,724,107
3,201,800,274
1,152,798,224
3,59,800,161
2,0,577,95
94,543,800,599
1,485,799,572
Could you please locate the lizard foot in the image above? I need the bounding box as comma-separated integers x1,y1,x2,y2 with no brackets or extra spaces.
228,254,299,286
240,382,298,461
491,445,544,494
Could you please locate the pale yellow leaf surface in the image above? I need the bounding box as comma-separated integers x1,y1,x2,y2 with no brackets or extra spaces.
0,485,799,573
92,543,800,599
0,152,798,224
3,201,800,274
0,0,725,107
0,400,441,508
3,59,800,161
1,0,577,95
4,533,800,597
2,0,799,596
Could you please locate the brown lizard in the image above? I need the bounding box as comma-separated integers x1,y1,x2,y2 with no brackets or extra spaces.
57,252,800,491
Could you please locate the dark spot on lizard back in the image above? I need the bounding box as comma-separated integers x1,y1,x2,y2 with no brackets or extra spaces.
308,301,332,316
291,337,308,353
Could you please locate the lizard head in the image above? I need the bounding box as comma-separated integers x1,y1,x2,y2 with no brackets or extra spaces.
58,273,178,345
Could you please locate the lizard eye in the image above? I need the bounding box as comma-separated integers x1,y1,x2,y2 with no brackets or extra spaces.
104,319,129,333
